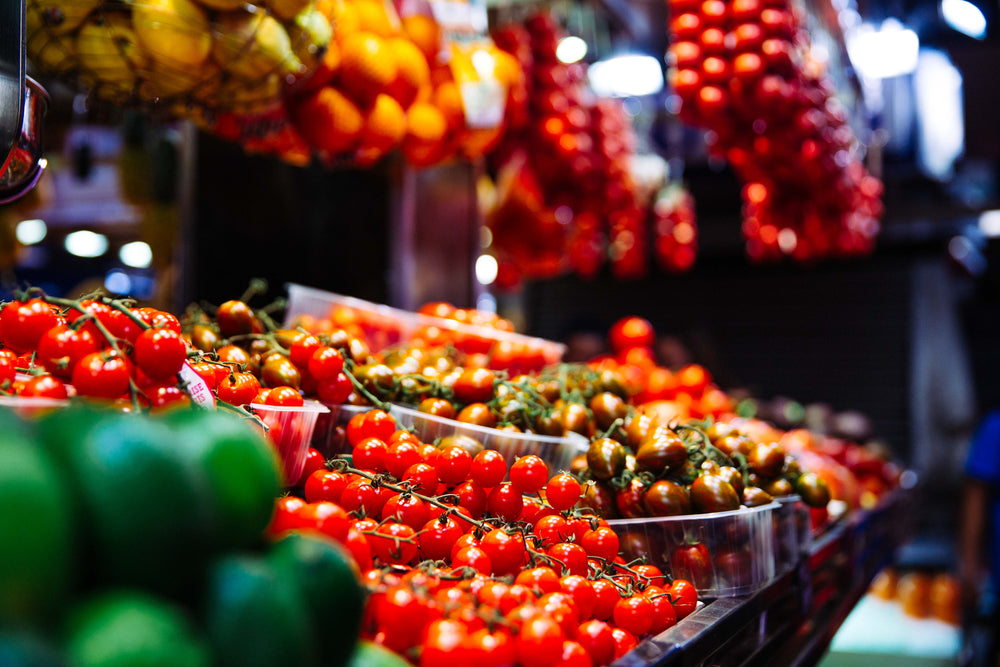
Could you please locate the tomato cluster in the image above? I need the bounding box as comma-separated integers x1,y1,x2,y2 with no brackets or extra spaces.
666,0,883,262
651,185,698,273
270,408,699,666
487,13,644,286
289,299,557,374
0,296,193,408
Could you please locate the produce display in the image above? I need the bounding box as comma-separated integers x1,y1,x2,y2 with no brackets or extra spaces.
487,12,646,286
26,0,322,115
0,284,906,665
666,0,884,262
274,410,702,666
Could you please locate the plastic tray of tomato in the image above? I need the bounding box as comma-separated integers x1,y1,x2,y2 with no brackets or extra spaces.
312,402,588,474
774,495,811,574
608,502,779,598
284,284,566,373
248,400,329,487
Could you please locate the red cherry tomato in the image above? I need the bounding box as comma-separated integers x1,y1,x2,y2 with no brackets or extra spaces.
36,324,99,379
134,327,186,381
510,455,548,494
72,351,131,399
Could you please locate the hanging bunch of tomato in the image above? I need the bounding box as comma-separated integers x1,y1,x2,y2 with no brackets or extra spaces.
666,0,883,262
487,12,646,287
651,183,698,273
274,407,701,666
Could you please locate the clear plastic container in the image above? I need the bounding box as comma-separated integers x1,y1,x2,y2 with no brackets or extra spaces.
311,403,372,458
284,283,566,373
0,395,70,419
775,495,811,573
249,400,329,486
388,403,588,473
608,503,779,598
312,402,588,473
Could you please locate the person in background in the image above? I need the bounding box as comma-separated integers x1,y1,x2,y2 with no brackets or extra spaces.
960,410,1000,667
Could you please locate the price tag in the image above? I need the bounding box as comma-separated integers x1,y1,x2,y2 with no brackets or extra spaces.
179,362,216,409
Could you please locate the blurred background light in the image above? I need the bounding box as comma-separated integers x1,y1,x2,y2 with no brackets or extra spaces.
588,54,664,97
941,0,987,39
64,230,108,258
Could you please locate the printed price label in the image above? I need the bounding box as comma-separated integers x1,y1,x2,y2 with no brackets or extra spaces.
179,362,216,409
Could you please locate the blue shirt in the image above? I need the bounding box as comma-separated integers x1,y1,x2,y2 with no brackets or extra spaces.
966,410,1000,588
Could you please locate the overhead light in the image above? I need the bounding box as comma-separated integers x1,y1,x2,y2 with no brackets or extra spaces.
979,210,1000,237
64,230,108,258
557,36,588,64
846,19,920,79
119,241,153,268
942,0,987,39
15,219,47,245
104,270,131,294
588,54,664,97
475,254,498,285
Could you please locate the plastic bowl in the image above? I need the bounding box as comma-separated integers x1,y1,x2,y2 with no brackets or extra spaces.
775,495,811,572
313,402,588,474
608,503,779,598
0,395,70,419
388,403,588,474
284,284,566,373
249,400,329,486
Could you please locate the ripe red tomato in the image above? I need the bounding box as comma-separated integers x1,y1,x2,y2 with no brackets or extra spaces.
545,474,582,512
0,353,15,386
576,620,615,666
295,500,349,542
36,324,99,379
421,619,470,667
301,447,327,480
403,462,439,495
133,327,186,381
72,350,131,398
471,449,506,488
340,478,390,517
644,585,678,634
452,545,493,574
146,385,192,411
590,579,620,621
344,523,373,570
419,515,464,561
515,615,564,667
611,627,638,659
267,495,307,538
316,372,353,404
608,316,655,353
308,346,344,381
370,521,418,565
514,567,561,595
264,385,304,407
453,480,487,518
581,526,620,562
289,334,322,368
385,440,423,479
487,483,523,522
1,299,61,352
65,299,113,341
547,542,588,577
668,579,699,619
216,371,261,406
19,374,69,399
480,529,526,576
304,469,348,503
187,361,224,389
352,437,389,473
381,494,429,530
435,445,472,486
346,409,396,446
510,455,548,494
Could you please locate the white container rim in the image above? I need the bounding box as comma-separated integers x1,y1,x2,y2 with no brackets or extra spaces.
605,501,781,526
391,402,588,448
0,395,71,408
285,283,568,355
249,399,331,414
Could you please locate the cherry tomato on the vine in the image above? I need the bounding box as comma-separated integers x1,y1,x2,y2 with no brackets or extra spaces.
72,351,131,399
216,371,261,406
133,327,186,381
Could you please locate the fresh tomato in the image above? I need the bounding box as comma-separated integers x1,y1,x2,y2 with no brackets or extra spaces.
134,328,186,381
36,325,99,379
216,372,261,406
72,351,131,399
1,299,60,352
